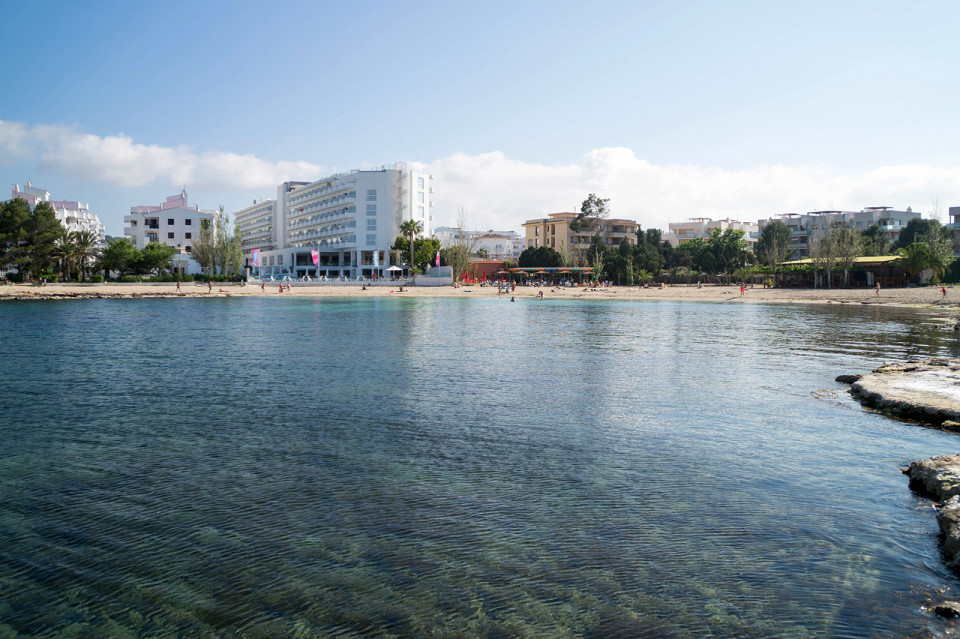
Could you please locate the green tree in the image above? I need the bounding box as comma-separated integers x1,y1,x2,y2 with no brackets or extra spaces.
518,246,562,267
99,238,139,277
399,219,423,269
829,225,863,287
0,198,32,276
26,202,65,280
707,228,749,275
192,218,216,273
70,230,100,281
412,236,441,272
570,193,609,234
137,241,176,275
896,242,932,281
860,225,889,256
893,218,946,250
754,221,792,279
618,237,634,285
53,226,75,281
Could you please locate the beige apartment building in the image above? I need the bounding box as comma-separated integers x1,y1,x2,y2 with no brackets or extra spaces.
522,212,638,261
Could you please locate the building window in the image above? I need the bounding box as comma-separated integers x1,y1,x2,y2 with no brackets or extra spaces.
185,219,192,226
185,233,191,239
366,189,377,202
535,227,539,236
146,233,158,243
277,256,283,265
366,233,376,245
168,218,174,225
367,204,377,216
418,177,425,189
418,192,425,204
366,219,376,231
168,232,175,239
185,246,192,253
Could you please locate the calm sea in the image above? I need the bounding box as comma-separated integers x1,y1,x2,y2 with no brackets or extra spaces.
2,297,960,637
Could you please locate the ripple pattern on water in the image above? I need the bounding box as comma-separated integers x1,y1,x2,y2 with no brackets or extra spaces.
2,297,960,637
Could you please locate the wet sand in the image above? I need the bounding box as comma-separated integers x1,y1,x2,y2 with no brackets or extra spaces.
2,281,959,309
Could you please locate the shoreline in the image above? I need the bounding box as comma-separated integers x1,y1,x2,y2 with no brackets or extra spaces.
2,281,960,310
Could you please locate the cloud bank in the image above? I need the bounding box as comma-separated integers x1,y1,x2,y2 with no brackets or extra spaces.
0,120,328,190
429,149,960,232
3,120,959,232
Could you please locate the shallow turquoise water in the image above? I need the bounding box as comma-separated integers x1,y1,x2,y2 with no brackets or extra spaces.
2,297,960,637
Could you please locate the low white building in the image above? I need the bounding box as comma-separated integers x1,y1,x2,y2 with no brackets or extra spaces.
664,217,759,247
434,227,523,260
10,182,105,244
123,190,217,274
238,163,434,279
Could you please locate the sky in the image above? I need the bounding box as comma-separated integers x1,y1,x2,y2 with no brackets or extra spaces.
3,0,960,236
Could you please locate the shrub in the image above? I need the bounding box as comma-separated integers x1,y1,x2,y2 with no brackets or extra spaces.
42,273,59,283
120,275,142,283
89,274,104,283
5,272,24,283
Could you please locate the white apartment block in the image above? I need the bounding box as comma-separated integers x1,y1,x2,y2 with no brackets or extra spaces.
757,207,920,258
239,163,434,279
10,182,105,244
434,227,524,260
664,217,759,247
123,190,217,274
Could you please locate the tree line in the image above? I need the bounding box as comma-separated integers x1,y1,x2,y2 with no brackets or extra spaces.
0,199,244,281
513,195,958,286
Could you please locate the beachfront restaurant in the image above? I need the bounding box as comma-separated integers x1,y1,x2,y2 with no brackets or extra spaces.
778,255,909,287
506,267,595,285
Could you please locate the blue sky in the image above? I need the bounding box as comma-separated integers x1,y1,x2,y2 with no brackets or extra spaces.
3,0,959,234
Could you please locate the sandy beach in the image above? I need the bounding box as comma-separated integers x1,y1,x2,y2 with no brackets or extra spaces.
3,281,960,310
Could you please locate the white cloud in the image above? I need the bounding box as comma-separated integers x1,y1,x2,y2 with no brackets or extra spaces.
0,120,327,190
430,147,960,232
3,120,959,232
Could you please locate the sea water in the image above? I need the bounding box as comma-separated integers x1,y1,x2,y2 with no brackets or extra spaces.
2,296,960,637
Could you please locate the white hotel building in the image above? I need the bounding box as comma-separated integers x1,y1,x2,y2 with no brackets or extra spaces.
236,163,434,279
10,182,106,244
123,190,217,274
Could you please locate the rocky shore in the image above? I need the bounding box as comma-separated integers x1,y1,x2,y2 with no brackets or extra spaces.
838,358,960,429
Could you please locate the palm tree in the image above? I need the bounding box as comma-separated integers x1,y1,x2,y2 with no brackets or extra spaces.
399,219,423,271
70,230,99,282
896,242,933,282
53,227,74,281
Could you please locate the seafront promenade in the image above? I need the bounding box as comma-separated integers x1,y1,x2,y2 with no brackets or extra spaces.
3,281,960,308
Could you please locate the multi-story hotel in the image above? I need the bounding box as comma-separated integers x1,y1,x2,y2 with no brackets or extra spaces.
237,163,433,279
123,190,217,274
10,182,105,244
521,212,639,263
757,207,920,258
663,217,759,247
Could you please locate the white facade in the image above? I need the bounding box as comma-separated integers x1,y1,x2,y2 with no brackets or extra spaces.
434,227,524,260
239,163,434,279
757,207,920,258
10,182,105,244
664,217,759,247
123,190,217,274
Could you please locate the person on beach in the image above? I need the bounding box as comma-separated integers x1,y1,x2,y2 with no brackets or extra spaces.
208,280,212,293
279,283,284,293
261,281,265,292
942,286,948,299
740,284,745,297
875,282,880,297
285,282,290,292
176,280,181,292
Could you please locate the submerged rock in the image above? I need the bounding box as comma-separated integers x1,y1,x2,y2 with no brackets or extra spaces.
932,601,960,618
